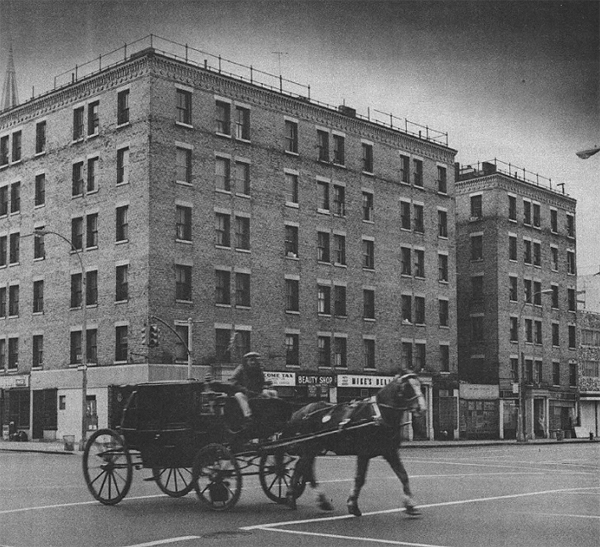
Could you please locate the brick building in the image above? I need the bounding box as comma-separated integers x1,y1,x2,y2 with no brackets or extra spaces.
456,161,578,439
0,39,458,442
577,310,600,438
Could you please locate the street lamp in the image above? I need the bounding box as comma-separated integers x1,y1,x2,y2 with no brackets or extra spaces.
33,229,88,451
516,288,553,443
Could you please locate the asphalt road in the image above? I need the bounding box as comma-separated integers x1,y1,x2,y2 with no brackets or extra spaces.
0,443,598,547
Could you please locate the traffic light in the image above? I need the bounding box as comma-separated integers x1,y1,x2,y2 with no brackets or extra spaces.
148,324,160,347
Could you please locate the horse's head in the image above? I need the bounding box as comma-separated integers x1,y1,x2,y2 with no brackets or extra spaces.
377,372,426,417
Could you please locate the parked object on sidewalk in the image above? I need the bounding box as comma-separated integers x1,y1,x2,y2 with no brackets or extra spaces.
63,435,75,451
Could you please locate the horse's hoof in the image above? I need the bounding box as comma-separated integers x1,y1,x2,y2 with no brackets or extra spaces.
286,494,297,510
347,498,362,517
318,498,334,511
405,505,421,517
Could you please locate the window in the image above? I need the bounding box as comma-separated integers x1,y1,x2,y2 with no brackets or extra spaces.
438,210,448,237
533,242,541,267
472,316,484,341
115,264,129,302
332,185,345,216
535,321,543,345
415,296,425,324
32,335,44,368
176,147,192,183
509,276,518,301
72,162,84,196
116,205,129,242
525,319,533,343
235,106,250,140
401,247,412,276
215,100,230,134
117,147,129,184
362,191,373,221
176,206,192,241
440,345,450,372
285,173,298,204
86,213,98,248
87,157,98,192
334,285,347,316
285,225,299,257
215,270,231,306
235,272,250,307
415,343,426,370
524,359,533,383
471,235,483,260
318,336,331,367
533,203,541,227
86,270,98,306
546,210,557,235
412,158,423,186
552,323,560,346
115,325,128,362
470,195,482,219
284,120,298,153
286,334,299,366
437,166,447,193
317,284,331,314
510,316,519,341
523,200,532,225
553,364,560,388
88,101,99,136
363,289,375,319
333,337,347,368
568,325,576,348
10,182,20,213
523,239,532,264
286,279,299,312
364,339,375,369
71,273,82,308
215,213,230,247
362,143,373,173
567,288,576,311
567,250,576,274
438,253,448,282
508,195,517,221
414,249,425,278
510,358,519,382
176,89,192,125
363,239,374,269
35,121,46,154
401,295,412,323
317,232,330,262
176,265,192,301
215,329,232,362
8,285,19,316
215,156,231,191
317,130,329,161
509,235,517,261
0,136,8,165
524,279,533,303
9,132,20,162
400,201,411,230
0,235,5,266
534,360,542,383
9,232,19,263
333,134,345,165
235,161,250,195
413,204,424,233
401,342,413,370
569,363,577,386
317,180,330,211
439,299,449,327
7,337,18,369
73,107,84,140
117,89,130,125
333,234,346,265
550,246,558,271
70,331,83,364
566,214,575,238
33,280,44,313
533,281,542,305
0,186,7,215
175,324,190,361
400,154,410,183
235,216,250,250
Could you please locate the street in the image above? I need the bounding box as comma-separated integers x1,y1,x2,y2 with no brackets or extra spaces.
0,443,598,547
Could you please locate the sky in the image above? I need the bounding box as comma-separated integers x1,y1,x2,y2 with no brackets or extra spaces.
1,0,599,272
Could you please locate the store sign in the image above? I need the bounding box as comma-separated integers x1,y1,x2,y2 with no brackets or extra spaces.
460,384,499,400
297,375,335,386
337,374,393,388
0,375,29,389
264,371,296,387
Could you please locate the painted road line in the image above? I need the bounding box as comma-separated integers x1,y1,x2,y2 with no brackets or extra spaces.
123,537,201,547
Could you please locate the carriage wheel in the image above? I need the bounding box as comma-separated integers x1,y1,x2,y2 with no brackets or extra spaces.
193,444,242,510
153,467,195,497
82,429,133,505
259,451,305,504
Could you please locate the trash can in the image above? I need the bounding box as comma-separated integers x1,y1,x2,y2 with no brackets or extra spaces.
556,430,564,441
63,435,75,451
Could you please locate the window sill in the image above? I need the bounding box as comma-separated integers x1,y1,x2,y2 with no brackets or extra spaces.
215,244,231,250
236,305,251,310
11,159,22,166
33,257,45,262
317,208,330,215
362,171,374,177
215,131,231,139
236,137,251,144
34,204,46,209
176,179,192,185
286,202,299,209
285,310,300,315
235,247,251,253
87,133,99,140
116,181,130,187
34,151,47,158
363,267,375,272
176,299,193,304
72,138,84,145
117,122,130,129
176,239,193,245
333,263,347,268
115,299,129,304
176,122,194,129
363,219,374,224
32,311,44,316
236,192,251,199
284,150,299,157
216,303,232,308
285,253,299,260
215,188,232,195
115,239,129,245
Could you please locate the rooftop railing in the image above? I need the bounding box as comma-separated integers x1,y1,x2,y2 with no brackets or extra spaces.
7,34,449,146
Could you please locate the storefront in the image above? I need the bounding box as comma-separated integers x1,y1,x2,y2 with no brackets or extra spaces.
459,383,500,440
0,375,30,439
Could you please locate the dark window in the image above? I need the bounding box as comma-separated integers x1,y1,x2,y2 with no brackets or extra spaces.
176,147,192,183
317,130,329,161
11,131,21,162
363,289,375,319
117,89,130,125
568,325,576,348
117,147,129,184
284,120,298,153
86,270,98,306
437,166,447,193
334,285,347,316
333,234,346,265
438,253,448,282
470,195,482,219
176,265,192,301
364,339,375,369
362,192,373,221
363,239,374,269
567,288,576,311
286,279,299,312
524,240,532,264
414,249,425,278
235,106,250,140
7,337,18,369
215,270,231,305
216,101,231,134
285,225,299,257
176,89,192,125
440,345,450,372
401,247,412,276
285,173,298,204
0,186,6,216
33,229,45,259
567,251,576,274
509,276,518,301
33,335,44,368
550,209,558,233
35,121,46,154
286,334,299,366
523,200,532,225
438,210,448,237
413,204,424,233
10,182,20,213
318,336,331,367
553,362,560,385
0,235,5,266
317,181,329,211
317,232,330,262
317,285,331,315
509,236,517,260
415,343,426,370
401,342,412,370
71,273,82,308
235,216,250,250
215,213,230,247
533,242,541,267
88,101,99,136
235,161,250,195
400,201,411,230
33,280,44,313
8,285,19,316
333,337,347,368
333,134,345,165
412,158,423,186
9,232,19,263
566,215,575,238
533,203,541,227
415,296,425,324
87,329,98,363
87,157,98,192
73,107,84,140
362,143,374,173
471,235,483,260
70,331,82,364
0,136,8,165
569,363,577,386
333,185,345,216
72,162,84,196
115,326,128,362
176,206,192,241
439,299,449,326
400,155,410,183
215,157,231,191
508,195,517,221
235,272,251,307
510,317,519,341
401,295,412,323
552,323,560,346
115,264,129,301
116,205,129,242
86,213,98,248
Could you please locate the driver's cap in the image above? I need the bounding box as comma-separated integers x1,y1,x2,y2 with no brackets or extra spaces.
243,351,261,359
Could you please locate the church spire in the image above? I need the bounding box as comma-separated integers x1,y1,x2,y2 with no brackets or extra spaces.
2,43,19,110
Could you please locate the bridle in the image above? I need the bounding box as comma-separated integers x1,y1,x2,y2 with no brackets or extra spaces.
376,373,425,414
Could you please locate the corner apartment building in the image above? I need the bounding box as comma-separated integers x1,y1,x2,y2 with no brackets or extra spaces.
0,40,458,442
456,161,578,440
578,310,600,438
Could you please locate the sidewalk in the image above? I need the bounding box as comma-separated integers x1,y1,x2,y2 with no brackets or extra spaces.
0,436,597,455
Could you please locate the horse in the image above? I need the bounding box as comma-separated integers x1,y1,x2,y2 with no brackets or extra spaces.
282,371,426,517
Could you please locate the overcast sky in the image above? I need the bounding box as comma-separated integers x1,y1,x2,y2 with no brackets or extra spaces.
1,0,599,272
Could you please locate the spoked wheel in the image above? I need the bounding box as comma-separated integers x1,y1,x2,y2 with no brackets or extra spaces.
193,443,242,511
82,429,133,505
259,451,304,504
153,467,195,497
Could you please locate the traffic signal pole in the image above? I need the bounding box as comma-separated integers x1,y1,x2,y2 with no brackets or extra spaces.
146,315,195,379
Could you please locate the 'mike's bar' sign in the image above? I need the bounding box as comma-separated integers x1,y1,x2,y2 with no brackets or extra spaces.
337,374,393,388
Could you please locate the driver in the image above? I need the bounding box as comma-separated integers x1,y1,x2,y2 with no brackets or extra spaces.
230,352,276,424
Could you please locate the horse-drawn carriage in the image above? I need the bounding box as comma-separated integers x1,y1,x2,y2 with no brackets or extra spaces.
82,372,426,515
